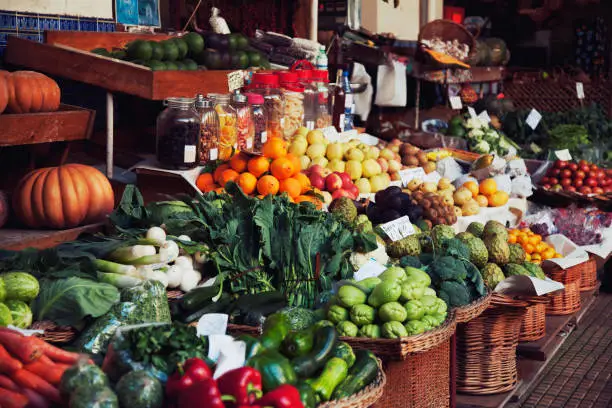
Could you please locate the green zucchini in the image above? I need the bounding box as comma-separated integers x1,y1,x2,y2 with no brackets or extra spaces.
182,294,233,323
306,357,348,402
180,284,221,312
331,350,379,400
291,325,337,378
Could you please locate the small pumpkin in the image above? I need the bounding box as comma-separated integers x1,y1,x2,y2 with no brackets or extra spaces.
0,70,61,114
13,164,114,229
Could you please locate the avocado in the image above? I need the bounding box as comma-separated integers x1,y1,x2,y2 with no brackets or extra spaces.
173,38,189,59
127,40,152,61
182,32,205,55
161,40,179,61
149,41,164,60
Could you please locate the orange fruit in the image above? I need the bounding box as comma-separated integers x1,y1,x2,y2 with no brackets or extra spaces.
531,253,542,261
525,253,532,262
294,195,323,209
214,187,225,194
554,253,563,258
213,164,230,184
279,178,302,198
202,183,220,193
219,169,240,186
475,195,489,207
518,235,530,246
508,235,517,244
479,178,497,196
270,157,295,180
535,242,547,253
237,172,258,195
542,248,556,260
285,153,302,175
248,156,271,178
525,243,535,254
464,181,479,198
293,172,311,194
257,175,280,196
262,137,287,159
196,173,214,191
487,190,509,207
529,235,542,246
229,152,250,173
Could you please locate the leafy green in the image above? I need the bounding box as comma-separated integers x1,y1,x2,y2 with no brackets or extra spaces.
33,277,120,326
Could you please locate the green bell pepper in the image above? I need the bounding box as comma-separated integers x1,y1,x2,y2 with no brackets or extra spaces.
281,329,314,358
260,313,291,350
247,350,297,392
295,381,318,408
237,334,263,360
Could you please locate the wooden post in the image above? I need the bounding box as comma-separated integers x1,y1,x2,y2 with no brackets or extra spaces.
106,92,114,179
310,0,318,42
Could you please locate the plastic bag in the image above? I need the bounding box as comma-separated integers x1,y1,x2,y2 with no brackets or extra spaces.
506,158,528,177
511,175,534,198
436,157,464,182
75,302,138,355
551,205,608,245
121,280,171,323
453,174,478,189
493,174,512,194
209,7,230,34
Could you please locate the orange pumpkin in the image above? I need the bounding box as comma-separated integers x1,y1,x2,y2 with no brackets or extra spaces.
0,71,8,114
0,70,61,114
13,164,115,229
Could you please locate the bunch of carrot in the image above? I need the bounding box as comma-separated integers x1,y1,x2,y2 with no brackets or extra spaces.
0,327,85,408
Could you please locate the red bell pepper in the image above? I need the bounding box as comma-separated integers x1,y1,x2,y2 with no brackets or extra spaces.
166,358,212,400
178,378,235,408
255,384,304,408
217,367,263,406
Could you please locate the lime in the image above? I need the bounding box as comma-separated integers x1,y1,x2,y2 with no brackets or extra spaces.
227,34,238,51
173,38,189,59
127,40,152,61
247,51,262,67
234,51,249,69
183,58,198,70
183,32,205,55
162,40,179,61
175,61,186,71
150,41,164,60
235,34,249,51
164,61,178,70
145,60,166,71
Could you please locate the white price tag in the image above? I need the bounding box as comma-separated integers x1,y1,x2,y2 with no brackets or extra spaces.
398,167,426,187
321,126,340,140
555,149,572,161
576,82,585,99
197,313,228,337
184,145,196,163
379,216,415,242
525,109,542,130
227,71,244,92
467,106,477,119
306,120,315,130
477,110,491,123
209,148,218,161
246,138,253,149
449,96,463,110
354,259,387,282
423,171,442,184
261,131,268,143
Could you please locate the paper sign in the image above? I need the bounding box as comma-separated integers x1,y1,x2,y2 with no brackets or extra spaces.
197,313,228,337
467,106,477,119
555,149,572,161
354,259,387,282
398,167,426,187
494,275,564,296
423,171,442,184
576,82,585,99
526,109,542,130
380,216,415,241
207,334,235,362
227,71,244,92
477,110,491,123
213,340,246,379
449,96,463,110
321,126,340,141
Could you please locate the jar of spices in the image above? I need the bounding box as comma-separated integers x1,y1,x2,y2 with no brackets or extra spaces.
247,93,267,153
209,93,237,161
156,97,200,170
278,72,305,139
195,95,220,165
231,92,254,151
312,69,332,128
249,73,284,140
297,70,317,130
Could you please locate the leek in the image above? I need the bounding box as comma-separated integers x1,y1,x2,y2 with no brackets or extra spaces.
94,259,137,276
97,272,143,289
108,245,156,263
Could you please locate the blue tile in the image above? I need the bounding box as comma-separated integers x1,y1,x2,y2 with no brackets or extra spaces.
39,16,60,31
60,18,79,31
17,14,39,31
79,18,96,31
99,21,115,32
0,31,8,44
0,12,17,30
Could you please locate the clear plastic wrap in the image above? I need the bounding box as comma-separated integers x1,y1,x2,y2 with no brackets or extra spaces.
436,157,464,182
75,302,138,355
121,280,171,323
511,175,534,198
493,174,512,194
551,205,612,245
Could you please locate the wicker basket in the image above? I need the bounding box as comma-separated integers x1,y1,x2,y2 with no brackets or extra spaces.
418,19,476,62
341,312,457,360
227,324,262,336
454,292,493,324
456,294,530,395
579,254,598,292
30,321,78,345
319,359,386,408
166,289,185,301
518,296,549,342
546,280,582,315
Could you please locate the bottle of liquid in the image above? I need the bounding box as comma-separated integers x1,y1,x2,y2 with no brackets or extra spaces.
315,45,328,70
331,69,346,132
341,70,354,131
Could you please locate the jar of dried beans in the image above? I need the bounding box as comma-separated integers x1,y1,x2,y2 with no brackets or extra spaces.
195,95,220,164
247,93,267,153
231,92,254,151
209,93,237,161
156,97,200,170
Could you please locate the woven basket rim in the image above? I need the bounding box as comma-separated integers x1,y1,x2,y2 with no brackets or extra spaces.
30,320,78,344
317,358,386,408
454,291,493,323
490,293,531,308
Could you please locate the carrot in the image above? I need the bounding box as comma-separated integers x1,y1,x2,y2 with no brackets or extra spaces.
0,345,23,374
0,386,28,408
0,375,20,392
21,388,50,408
23,361,66,387
29,337,82,365
11,370,60,403
0,333,42,363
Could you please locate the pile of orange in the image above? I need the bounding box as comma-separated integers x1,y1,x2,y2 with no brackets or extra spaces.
196,137,320,206
464,178,509,208
508,228,562,264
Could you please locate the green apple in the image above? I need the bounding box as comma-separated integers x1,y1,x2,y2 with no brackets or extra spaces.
307,130,325,145
345,148,365,162
299,155,311,170
327,159,346,173
307,143,326,159
326,143,344,160
289,137,308,156
345,160,363,180
369,174,390,192
365,146,380,159
362,159,382,178
311,156,329,168
380,148,395,161
355,178,372,194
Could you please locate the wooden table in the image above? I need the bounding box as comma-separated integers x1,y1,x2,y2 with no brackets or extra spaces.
0,222,105,251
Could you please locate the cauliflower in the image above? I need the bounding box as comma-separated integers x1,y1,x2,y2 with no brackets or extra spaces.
469,129,484,139
484,129,499,140
350,235,389,270
472,140,490,154
466,118,486,129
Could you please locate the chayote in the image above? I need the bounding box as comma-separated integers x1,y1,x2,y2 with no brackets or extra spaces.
421,315,440,330
404,320,427,336
404,267,431,288
432,298,448,315
336,321,359,337
367,281,401,308
327,305,349,324
419,295,439,315
378,302,407,323
350,304,376,326
400,282,425,302
404,299,425,321
381,321,408,339
378,267,406,283
337,285,367,308
422,288,437,297
429,313,447,327
358,324,381,339
357,277,382,295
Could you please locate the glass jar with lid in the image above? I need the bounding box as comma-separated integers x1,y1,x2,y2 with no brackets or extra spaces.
231,92,254,151
195,94,220,165
247,93,268,153
312,69,332,128
249,73,284,140
278,71,305,139
296,70,317,131
156,97,200,170
208,93,237,161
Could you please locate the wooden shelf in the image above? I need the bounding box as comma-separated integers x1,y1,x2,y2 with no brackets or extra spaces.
4,35,232,100
416,66,505,84
0,223,105,251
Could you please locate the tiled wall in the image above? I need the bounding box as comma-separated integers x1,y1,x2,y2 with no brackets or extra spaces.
0,11,116,57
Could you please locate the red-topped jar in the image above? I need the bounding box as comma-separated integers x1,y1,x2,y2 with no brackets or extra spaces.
297,70,318,131
249,72,283,140
246,93,267,153
312,70,331,128
278,72,305,139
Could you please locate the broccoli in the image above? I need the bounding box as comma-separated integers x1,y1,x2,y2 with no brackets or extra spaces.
438,281,471,307
441,238,470,260
399,256,422,269
419,253,434,266
428,256,467,283
463,260,486,298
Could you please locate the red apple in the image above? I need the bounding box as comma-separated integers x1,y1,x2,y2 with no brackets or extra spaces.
593,187,604,195
574,170,585,179
579,186,592,195
325,173,343,192
586,177,598,187
561,169,572,178
578,160,589,167
309,173,325,190
549,177,559,185
542,184,552,189
579,164,590,173
573,179,584,188
604,186,612,194
309,164,324,175
603,178,612,186
346,184,360,199
590,164,599,171
541,177,550,185
565,186,577,193
596,170,605,180
554,160,567,169
331,189,352,200
550,168,561,177
561,178,572,187
336,172,353,189
568,163,578,171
